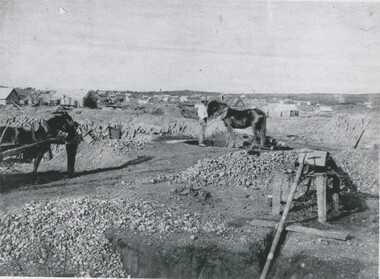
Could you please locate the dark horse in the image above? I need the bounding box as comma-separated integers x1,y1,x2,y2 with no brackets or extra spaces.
207,100,266,149
0,111,79,173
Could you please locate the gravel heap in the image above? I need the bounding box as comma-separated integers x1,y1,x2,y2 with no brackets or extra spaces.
0,196,228,277
333,148,379,195
104,138,148,154
156,151,297,190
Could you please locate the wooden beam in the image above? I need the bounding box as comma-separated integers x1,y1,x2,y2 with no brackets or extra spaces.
315,174,327,223
248,220,350,241
354,130,365,149
286,225,350,241
260,153,307,279
0,138,54,159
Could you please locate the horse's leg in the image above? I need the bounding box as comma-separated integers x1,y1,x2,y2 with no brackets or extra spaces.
47,146,53,160
250,123,259,150
259,122,266,149
66,143,78,174
223,120,234,148
33,145,49,173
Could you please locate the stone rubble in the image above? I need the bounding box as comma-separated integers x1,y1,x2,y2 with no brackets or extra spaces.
154,151,298,192
0,196,228,277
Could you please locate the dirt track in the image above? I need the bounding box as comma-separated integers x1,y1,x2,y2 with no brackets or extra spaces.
0,104,379,278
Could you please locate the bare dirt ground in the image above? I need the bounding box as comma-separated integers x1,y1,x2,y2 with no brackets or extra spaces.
0,103,378,278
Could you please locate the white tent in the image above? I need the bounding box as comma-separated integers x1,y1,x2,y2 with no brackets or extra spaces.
273,104,299,117
317,106,333,112
0,88,13,105
53,89,88,107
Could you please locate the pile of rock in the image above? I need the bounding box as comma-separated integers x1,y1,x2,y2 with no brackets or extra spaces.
105,138,148,154
0,196,228,277
165,151,297,190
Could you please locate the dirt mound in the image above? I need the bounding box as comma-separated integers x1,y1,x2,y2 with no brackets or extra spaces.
178,105,198,119
268,113,379,149
317,114,379,148
0,107,201,152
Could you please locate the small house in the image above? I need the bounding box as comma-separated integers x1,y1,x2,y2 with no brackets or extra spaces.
179,96,188,102
137,97,152,105
162,95,171,102
0,88,20,106
14,88,33,106
54,89,87,107
317,106,333,113
273,104,299,117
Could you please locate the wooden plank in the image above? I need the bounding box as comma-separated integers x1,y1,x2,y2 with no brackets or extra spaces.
354,130,365,149
286,225,350,241
260,153,307,279
0,138,54,159
298,150,329,167
0,142,18,147
248,220,350,241
315,174,327,223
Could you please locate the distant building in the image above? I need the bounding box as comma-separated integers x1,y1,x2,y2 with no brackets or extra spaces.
0,88,21,105
365,102,374,109
162,95,170,102
54,89,87,107
14,88,33,106
37,92,56,106
179,96,188,102
266,104,299,117
137,97,151,105
317,106,333,113
276,104,299,117
306,101,311,106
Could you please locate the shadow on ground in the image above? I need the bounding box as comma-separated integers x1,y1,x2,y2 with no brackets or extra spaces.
0,156,153,193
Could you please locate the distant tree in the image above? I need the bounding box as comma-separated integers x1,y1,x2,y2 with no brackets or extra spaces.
83,92,98,108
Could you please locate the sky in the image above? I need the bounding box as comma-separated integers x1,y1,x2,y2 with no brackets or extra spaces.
0,0,379,93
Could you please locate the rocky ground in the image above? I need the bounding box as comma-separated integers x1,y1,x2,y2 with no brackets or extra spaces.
0,104,378,278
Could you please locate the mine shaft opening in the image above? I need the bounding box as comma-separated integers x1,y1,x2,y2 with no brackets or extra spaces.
104,228,277,279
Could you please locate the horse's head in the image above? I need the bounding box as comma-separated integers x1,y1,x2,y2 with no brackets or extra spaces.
207,100,228,118
47,111,78,138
